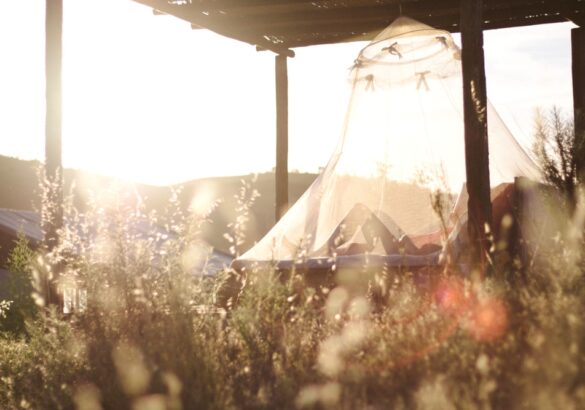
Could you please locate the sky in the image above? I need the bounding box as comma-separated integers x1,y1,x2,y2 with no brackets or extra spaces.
0,0,577,186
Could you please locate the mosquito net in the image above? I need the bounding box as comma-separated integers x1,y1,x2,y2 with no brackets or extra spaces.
235,17,540,270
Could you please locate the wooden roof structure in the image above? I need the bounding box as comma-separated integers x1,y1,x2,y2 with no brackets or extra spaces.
43,0,585,274
133,0,584,55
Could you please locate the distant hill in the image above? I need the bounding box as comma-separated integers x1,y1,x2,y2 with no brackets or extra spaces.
0,155,317,254
174,173,317,253
0,156,40,211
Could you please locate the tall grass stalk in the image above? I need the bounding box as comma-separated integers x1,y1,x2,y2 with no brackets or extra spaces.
0,167,584,409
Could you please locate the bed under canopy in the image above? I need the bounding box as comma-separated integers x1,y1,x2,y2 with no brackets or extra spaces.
233,17,540,273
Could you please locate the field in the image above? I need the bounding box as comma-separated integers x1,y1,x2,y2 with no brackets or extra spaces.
0,156,584,409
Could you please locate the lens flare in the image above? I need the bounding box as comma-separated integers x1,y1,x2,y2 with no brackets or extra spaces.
434,277,469,315
468,298,508,342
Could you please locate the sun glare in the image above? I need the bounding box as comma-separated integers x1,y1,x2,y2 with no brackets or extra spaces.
60,0,280,185
0,1,576,187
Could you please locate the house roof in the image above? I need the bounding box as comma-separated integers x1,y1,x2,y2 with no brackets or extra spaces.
131,0,584,55
0,209,42,245
0,208,232,276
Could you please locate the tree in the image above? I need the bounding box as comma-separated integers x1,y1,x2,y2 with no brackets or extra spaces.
1,234,37,335
532,107,585,214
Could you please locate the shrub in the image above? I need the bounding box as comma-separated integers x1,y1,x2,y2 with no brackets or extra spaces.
0,234,37,335
0,309,86,410
533,107,585,213
0,175,584,409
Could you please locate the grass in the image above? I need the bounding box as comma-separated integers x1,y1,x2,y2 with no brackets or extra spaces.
0,176,584,410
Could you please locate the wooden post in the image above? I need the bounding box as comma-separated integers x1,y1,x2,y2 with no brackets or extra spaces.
46,0,63,183
275,53,289,221
460,0,493,269
44,0,64,308
45,0,63,250
573,27,585,180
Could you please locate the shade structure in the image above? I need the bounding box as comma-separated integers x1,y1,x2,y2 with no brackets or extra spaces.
235,17,540,271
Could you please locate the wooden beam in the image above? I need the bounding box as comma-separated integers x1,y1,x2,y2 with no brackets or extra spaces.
205,2,573,49
574,28,585,134
231,9,570,41
195,0,576,32
278,12,571,48
460,0,493,270
260,12,573,49
133,0,581,51
183,0,578,16
275,54,289,222
132,0,293,57
45,0,64,252
573,27,585,181
256,45,295,57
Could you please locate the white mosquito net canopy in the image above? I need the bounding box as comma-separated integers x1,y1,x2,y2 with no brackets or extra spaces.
235,17,539,269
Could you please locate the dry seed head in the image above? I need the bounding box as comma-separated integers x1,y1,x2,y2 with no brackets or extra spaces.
476,354,490,376
318,335,344,377
341,321,368,347
74,384,102,410
325,287,349,319
348,296,370,320
132,394,166,410
189,184,217,216
296,382,342,408
113,343,151,396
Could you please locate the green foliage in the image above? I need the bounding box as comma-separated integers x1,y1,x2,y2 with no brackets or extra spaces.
533,107,585,212
0,176,584,409
1,234,37,335
0,309,87,410
225,269,323,409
